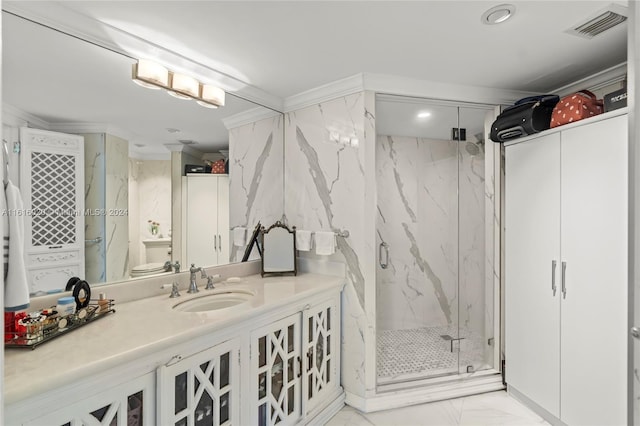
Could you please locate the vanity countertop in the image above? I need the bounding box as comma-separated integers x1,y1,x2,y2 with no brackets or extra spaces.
4,273,344,405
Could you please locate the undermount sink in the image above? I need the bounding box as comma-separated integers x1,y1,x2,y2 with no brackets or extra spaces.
172,289,255,312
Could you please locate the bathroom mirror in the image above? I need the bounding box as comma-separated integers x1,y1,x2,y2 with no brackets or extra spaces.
2,10,284,295
260,222,297,277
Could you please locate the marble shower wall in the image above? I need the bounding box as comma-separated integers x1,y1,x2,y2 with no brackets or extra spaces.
284,93,368,307
104,134,129,282
228,114,284,262
84,133,106,283
128,159,171,268
375,134,486,335
82,133,130,283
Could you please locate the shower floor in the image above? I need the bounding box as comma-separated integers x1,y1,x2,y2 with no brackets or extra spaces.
377,325,489,384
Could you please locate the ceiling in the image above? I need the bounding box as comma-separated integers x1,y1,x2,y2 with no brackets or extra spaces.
2,1,629,156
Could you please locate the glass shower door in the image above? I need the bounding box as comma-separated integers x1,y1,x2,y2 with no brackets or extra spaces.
375,97,461,383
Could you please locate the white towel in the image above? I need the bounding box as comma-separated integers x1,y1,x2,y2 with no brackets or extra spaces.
314,231,335,256
296,230,313,251
233,227,247,247
4,181,29,311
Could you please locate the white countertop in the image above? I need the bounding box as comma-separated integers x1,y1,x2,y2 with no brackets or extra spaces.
4,273,344,406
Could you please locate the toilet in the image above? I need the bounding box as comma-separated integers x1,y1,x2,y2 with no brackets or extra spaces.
130,238,172,278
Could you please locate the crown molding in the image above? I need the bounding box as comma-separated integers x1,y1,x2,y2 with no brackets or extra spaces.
222,106,282,129
2,104,50,129
163,143,204,158
550,62,627,96
3,1,284,112
128,151,171,161
283,74,365,112
47,122,137,143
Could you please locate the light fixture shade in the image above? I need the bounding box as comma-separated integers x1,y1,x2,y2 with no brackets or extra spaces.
132,59,169,89
168,73,199,99
199,84,226,107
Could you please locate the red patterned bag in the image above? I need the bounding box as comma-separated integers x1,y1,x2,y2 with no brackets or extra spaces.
550,90,603,128
211,159,226,174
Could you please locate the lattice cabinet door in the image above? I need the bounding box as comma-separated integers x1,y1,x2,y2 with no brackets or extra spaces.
250,313,302,426
19,127,85,294
302,297,340,415
24,372,154,426
157,338,240,426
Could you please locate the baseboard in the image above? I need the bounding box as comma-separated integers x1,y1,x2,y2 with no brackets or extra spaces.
345,373,505,413
304,388,345,425
507,386,565,426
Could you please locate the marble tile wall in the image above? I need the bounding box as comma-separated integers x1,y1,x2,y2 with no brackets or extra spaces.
228,114,284,262
284,92,374,398
129,159,172,268
83,133,106,283
105,134,129,282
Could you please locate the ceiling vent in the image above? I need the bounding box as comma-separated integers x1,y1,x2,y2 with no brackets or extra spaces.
567,4,627,39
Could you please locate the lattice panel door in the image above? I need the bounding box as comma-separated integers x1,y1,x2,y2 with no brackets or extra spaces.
30,151,77,246
158,339,239,426
24,373,154,426
20,127,84,293
302,298,338,414
251,314,302,426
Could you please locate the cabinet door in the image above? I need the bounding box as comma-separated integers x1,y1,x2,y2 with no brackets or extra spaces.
25,373,154,426
560,115,627,425
20,127,85,294
505,133,561,417
157,338,240,426
250,313,302,426
302,297,339,415
186,176,218,267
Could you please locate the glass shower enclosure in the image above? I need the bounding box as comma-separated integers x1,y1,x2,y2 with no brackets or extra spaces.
375,94,500,387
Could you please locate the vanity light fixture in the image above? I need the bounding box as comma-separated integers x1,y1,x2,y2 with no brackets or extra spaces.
132,59,225,108
481,4,516,25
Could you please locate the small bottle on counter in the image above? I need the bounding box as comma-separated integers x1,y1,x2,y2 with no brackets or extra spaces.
56,296,76,317
98,293,109,313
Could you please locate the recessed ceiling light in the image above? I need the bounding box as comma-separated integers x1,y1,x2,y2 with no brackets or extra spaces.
166,128,181,134
482,4,515,25
417,111,432,119
179,140,196,145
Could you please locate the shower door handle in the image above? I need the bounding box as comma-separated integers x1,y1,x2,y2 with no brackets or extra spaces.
379,242,389,269
561,261,567,299
551,260,557,296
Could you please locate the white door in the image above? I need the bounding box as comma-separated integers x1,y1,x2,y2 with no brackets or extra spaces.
505,133,561,417
560,115,628,425
186,175,218,267
20,127,85,293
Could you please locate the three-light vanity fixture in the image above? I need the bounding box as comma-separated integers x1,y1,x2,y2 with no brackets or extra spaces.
132,59,225,108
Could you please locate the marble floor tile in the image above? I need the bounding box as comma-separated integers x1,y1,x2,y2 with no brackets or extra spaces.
325,391,549,426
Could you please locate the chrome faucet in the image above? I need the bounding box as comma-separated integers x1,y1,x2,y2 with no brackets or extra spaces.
188,264,202,293
164,260,181,273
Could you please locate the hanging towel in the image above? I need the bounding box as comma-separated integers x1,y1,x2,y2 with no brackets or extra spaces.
296,230,313,251
315,231,335,256
233,227,247,247
4,180,29,311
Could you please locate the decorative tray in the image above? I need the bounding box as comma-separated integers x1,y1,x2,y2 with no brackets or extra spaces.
5,299,115,350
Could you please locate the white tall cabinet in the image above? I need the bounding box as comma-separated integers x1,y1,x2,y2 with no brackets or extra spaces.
505,113,628,425
184,174,229,267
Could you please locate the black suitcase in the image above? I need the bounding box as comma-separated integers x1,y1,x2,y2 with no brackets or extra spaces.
490,95,559,142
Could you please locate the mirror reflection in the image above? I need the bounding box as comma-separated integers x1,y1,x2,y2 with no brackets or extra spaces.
2,11,280,295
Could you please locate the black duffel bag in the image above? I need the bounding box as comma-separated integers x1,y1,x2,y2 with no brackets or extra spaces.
490,95,560,143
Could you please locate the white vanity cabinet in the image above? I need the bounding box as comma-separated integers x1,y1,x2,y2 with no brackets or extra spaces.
250,295,341,425
22,372,155,426
505,112,627,425
5,275,344,426
157,338,240,426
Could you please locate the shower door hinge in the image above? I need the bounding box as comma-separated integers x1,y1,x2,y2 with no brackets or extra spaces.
487,337,494,346
13,141,20,154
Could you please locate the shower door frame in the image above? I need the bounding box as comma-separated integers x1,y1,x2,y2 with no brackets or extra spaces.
372,95,503,393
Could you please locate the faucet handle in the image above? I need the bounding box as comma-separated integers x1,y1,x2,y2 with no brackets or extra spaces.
200,269,208,279
205,274,221,290
161,282,181,298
